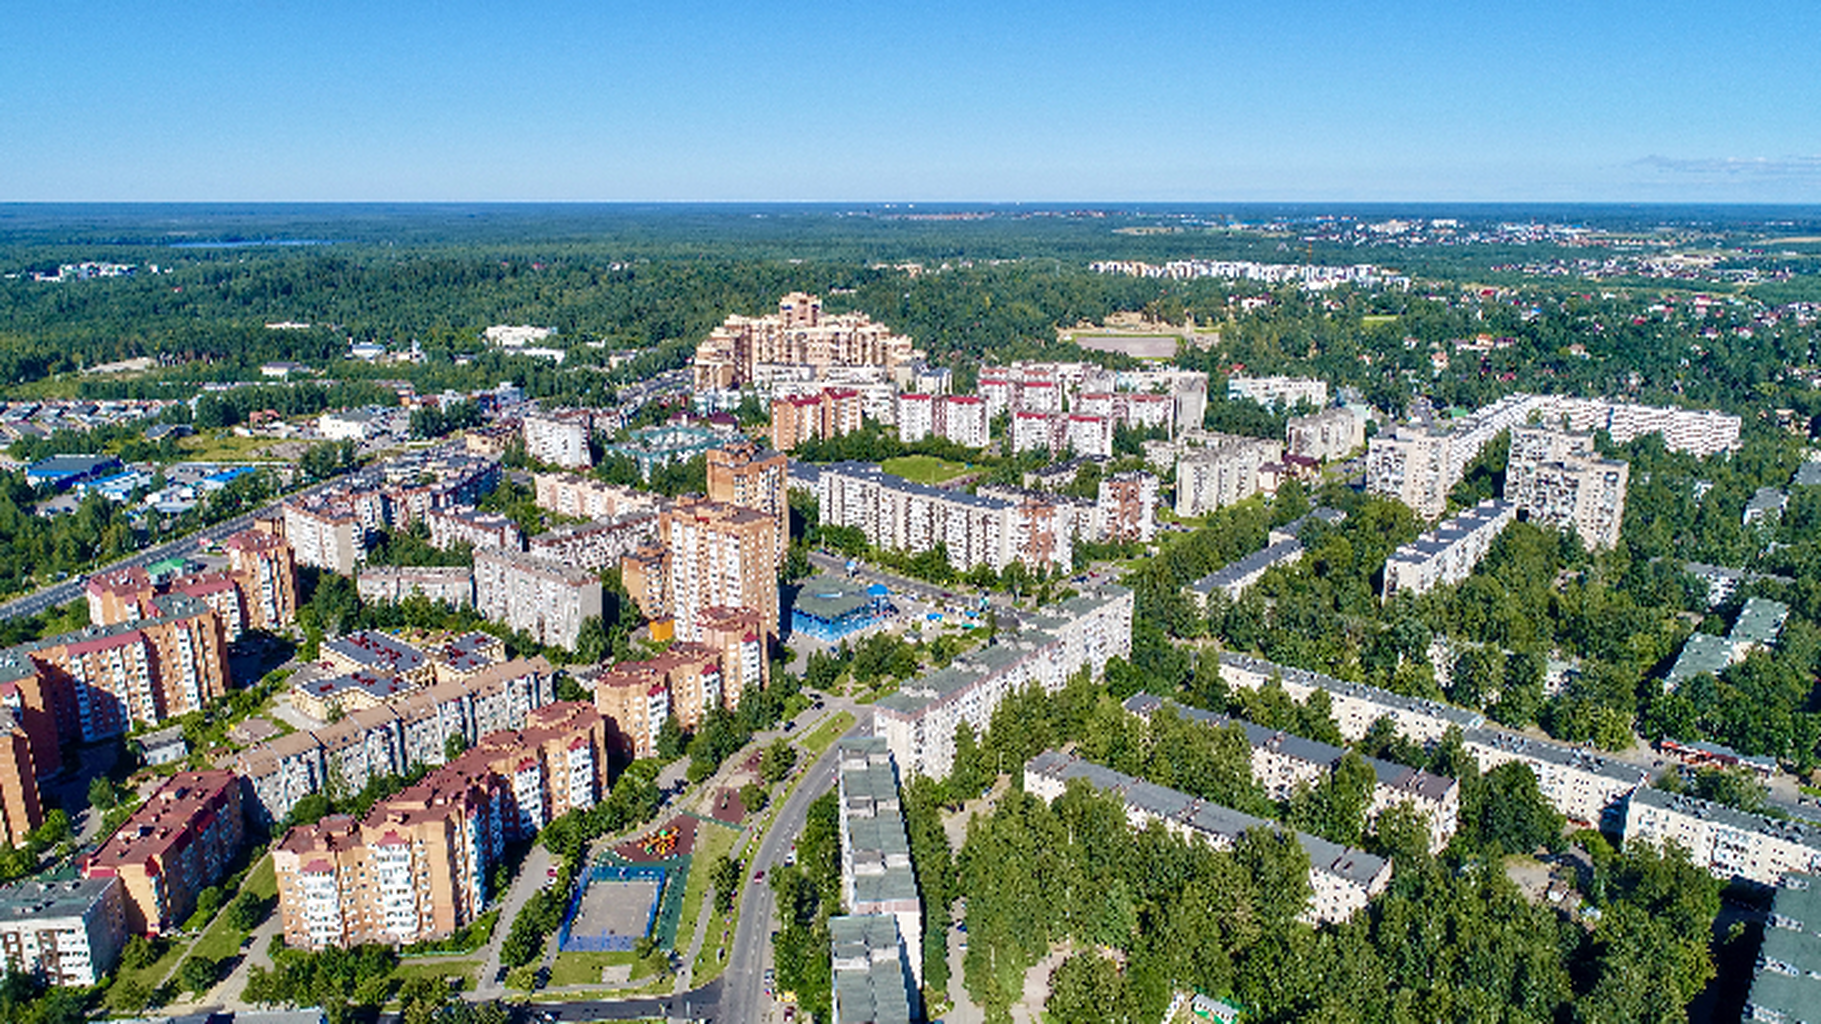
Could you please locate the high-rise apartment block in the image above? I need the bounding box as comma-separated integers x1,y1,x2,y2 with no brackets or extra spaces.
707,442,790,562
771,390,863,452
1095,471,1159,543
530,513,659,573
0,878,127,985
0,594,228,773
625,498,780,643
582,644,726,761
473,548,603,650
697,604,769,709
796,461,1075,575
836,739,923,991
1287,407,1365,462
1382,499,1515,600
357,565,475,608
1174,435,1280,517
283,501,367,575
692,292,920,391
1504,425,1629,550
89,530,297,640
522,408,594,469
0,710,43,847
1011,411,1114,459
83,770,245,935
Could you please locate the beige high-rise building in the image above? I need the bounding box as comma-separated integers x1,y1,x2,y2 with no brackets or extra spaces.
697,605,768,709
583,645,726,761
83,770,245,935
646,498,780,643
707,442,789,563
0,709,43,848
692,292,919,391
771,390,862,452
274,701,606,949
1504,425,1629,551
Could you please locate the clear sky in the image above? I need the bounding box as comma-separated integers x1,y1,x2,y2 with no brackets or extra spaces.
4,1,1818,203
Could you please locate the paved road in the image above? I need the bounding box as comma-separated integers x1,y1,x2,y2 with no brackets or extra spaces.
715,706,865,1024
0,472,353,623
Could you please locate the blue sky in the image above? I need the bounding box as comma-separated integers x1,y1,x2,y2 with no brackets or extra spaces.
4,1,1818,202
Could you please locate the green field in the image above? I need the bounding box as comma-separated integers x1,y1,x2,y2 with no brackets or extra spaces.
669,822,741,956
548,950,635,988
799,711,856,759
881,455,970,485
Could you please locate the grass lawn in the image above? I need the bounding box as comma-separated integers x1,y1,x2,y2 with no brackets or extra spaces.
175,432,294,462
390,959,480,991
549,950,636,988
799,711,856,759
670,822,741,956
190,855,277,962
881,455,970,485
1362,314,1401,325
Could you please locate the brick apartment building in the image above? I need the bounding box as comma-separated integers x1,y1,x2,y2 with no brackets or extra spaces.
83,770,245,935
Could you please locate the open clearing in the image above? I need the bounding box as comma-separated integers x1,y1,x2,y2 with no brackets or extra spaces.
881,455,971,485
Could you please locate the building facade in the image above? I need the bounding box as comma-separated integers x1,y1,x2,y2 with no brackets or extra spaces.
473,548,603,650
1381,500,1516,600
83,770,245,935
522,408,593,469
0,878,127,985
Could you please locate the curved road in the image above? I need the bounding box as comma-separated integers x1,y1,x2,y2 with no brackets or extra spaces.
523,705,865,1023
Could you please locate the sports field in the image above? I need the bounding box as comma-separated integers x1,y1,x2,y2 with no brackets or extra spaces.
881,454,970,484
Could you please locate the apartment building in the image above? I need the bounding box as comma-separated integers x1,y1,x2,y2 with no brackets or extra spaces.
643,497,780,643
1624,788,1821,886
532,472,660,522
1124,694,1459,852
283,501,367,575
83,770,245,935
1464,728,1646,827
1010,411,1114,460
1744,874,1821,1022
1287,407,1365,462
1227,376,1328,409
830,913,919,1024
1175,435,1280,517
425,506,523,553
692,292,920,391
1095,471,1158,543
0,710,43,848
897,392,992,448
873,586,1133,779
522,408,593,469
1504,425,1629,550
356,565,475,609
583,644,728,761
1025,751,1391,925
530,512,659,573
1665,597,1791,690
837,739,922,989
0,877,127,985
771,389,863,452
473,548,603,650
236,658,555,825
707,442,790,562
1217,652,1485,746
797,460,1071,575
219,528,297,630
698,605,768,709
1381,500,1516,600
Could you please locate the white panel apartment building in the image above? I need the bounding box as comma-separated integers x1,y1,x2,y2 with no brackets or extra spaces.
1025,751,1391,925
1287,407,1366,462
1370,393,1740,520
1381,499,1515,600
836,739,923,988
872,586,1133,779
895,393,990,448
1625,788,1821,886
522,408,593,469
797,461,1072,574
426,506,523,552
0,877,127,985
1175,435,1281,517
357,566,475,608
1504,425,1629,551
1124,694,1460,852
529,512,659,572
284,502,365,575
1217,652,1485,746
1464,728,1646,826
1011,412,1114,459
1227,376,1328,409
473,548,603,650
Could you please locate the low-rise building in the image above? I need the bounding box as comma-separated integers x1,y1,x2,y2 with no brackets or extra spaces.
1025,750,1391,924
1381,499,1515,600
1625,787,1821,886
0,877,127,985
1744,873,1821,1022
1463,728,1646,826
1218,652,1485,745
356,565,475,608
